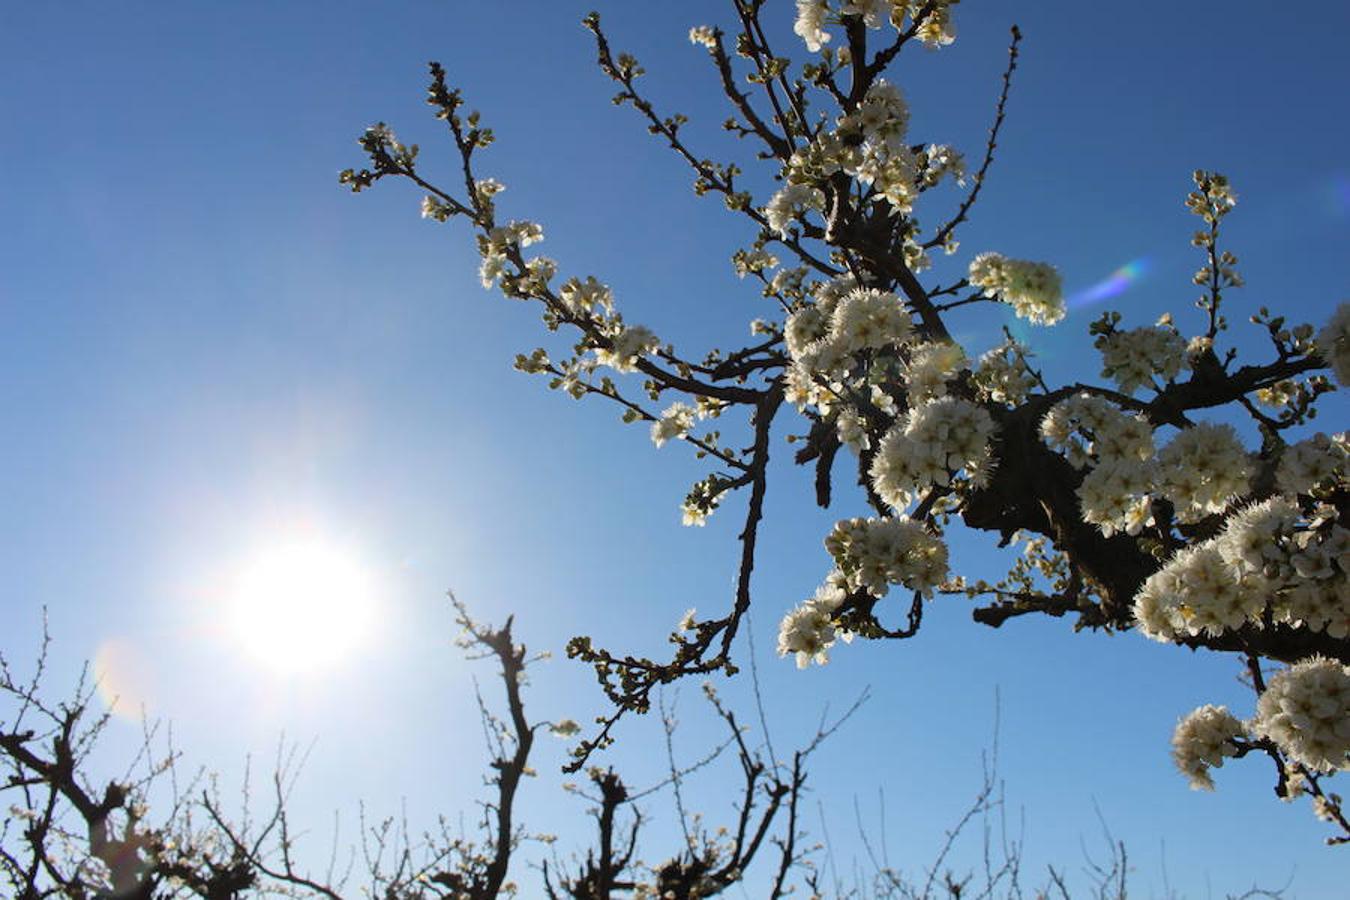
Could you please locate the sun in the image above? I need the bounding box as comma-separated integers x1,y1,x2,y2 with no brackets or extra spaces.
228,537,376,673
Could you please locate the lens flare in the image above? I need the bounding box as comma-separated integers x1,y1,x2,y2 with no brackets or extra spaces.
94,637,156,718
1067,257,1151,311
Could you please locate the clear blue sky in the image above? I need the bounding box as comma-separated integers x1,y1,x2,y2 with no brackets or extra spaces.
3,0,1348,894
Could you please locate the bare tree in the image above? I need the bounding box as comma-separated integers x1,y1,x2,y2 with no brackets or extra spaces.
1,602,860,898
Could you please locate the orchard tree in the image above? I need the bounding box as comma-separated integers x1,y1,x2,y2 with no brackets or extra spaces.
2,602,878,899
341,0,1350,841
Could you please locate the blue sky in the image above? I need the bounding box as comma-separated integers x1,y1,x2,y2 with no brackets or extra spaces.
3,0,1348,894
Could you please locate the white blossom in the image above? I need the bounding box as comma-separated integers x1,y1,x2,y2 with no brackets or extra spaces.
765,183,826,236
835,409,871,454
1171,704,1245,790
1206,497,1350,639
521,256,556,293
1253,658,1350,773
829,287,913,354
784,306,829,359
842,0,886,28
893,0,957,45
595,324,658,373
920,143,966,188
766,183,826,236
870,397,997,511
681,501,709,527
1097,324,1189,394
651,402,698,448
473,178,506,207
1040,394,1153,469
1316,302,1350,386
688,25,717,49
968,252,1064,325
840,79,909,148
1132,541,1264,641
479,252,508,288
784,361,829,411
853,141,920,213
974,341,1038,405
811,273,860,310
1156,422,1252,522
1216,497,1303,579
488,220,543,248
734,248,779,277
1278,432,1349,496
768,266,808,298
904,341,966,402
1077,459,1156,537
421,195,452,221
794,0,832,52
559,276,614,315
777,573,849,668
825,516,949,598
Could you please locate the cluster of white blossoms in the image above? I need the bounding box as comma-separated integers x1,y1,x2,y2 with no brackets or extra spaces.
777,15,968,230
967,252,1065,325
1041,394,1155,467
973,340,1038,406
870,397,997,511
1171,704,1244,790
1277,432,1349,496
919,143,967,190
898,0,958,45
765,183,826,236
1230,502,1349,639
650,401,699,448
834,409,872,454
1096,323,1190,394
793,0,831,52
830,287,914,354
1255,377,1300,409
477,219,544,288
559,275,614,316
904,342,966,402
794,0,957,54
844,81,923,213
1253,658,1350,773
472,177,506,211
1156,422,1253,523
733,248,779,278
595,323,659,373
688,24,717,49
1047,415,1246,532
777,572,850,668
784,285,913,414
779,77,937,217
840,79,909,147
824,516,949,599
1133,541,1265,640
768,265,809,299
1041,398,1263,536
1316,301,1350,385
1039,394,1156,535
1133,497,1349,642
1076,458,1157,537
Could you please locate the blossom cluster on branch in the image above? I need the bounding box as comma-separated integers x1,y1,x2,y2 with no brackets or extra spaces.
343,0,1349,841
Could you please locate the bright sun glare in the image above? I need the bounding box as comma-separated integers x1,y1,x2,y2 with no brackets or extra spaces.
229,538,376,673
